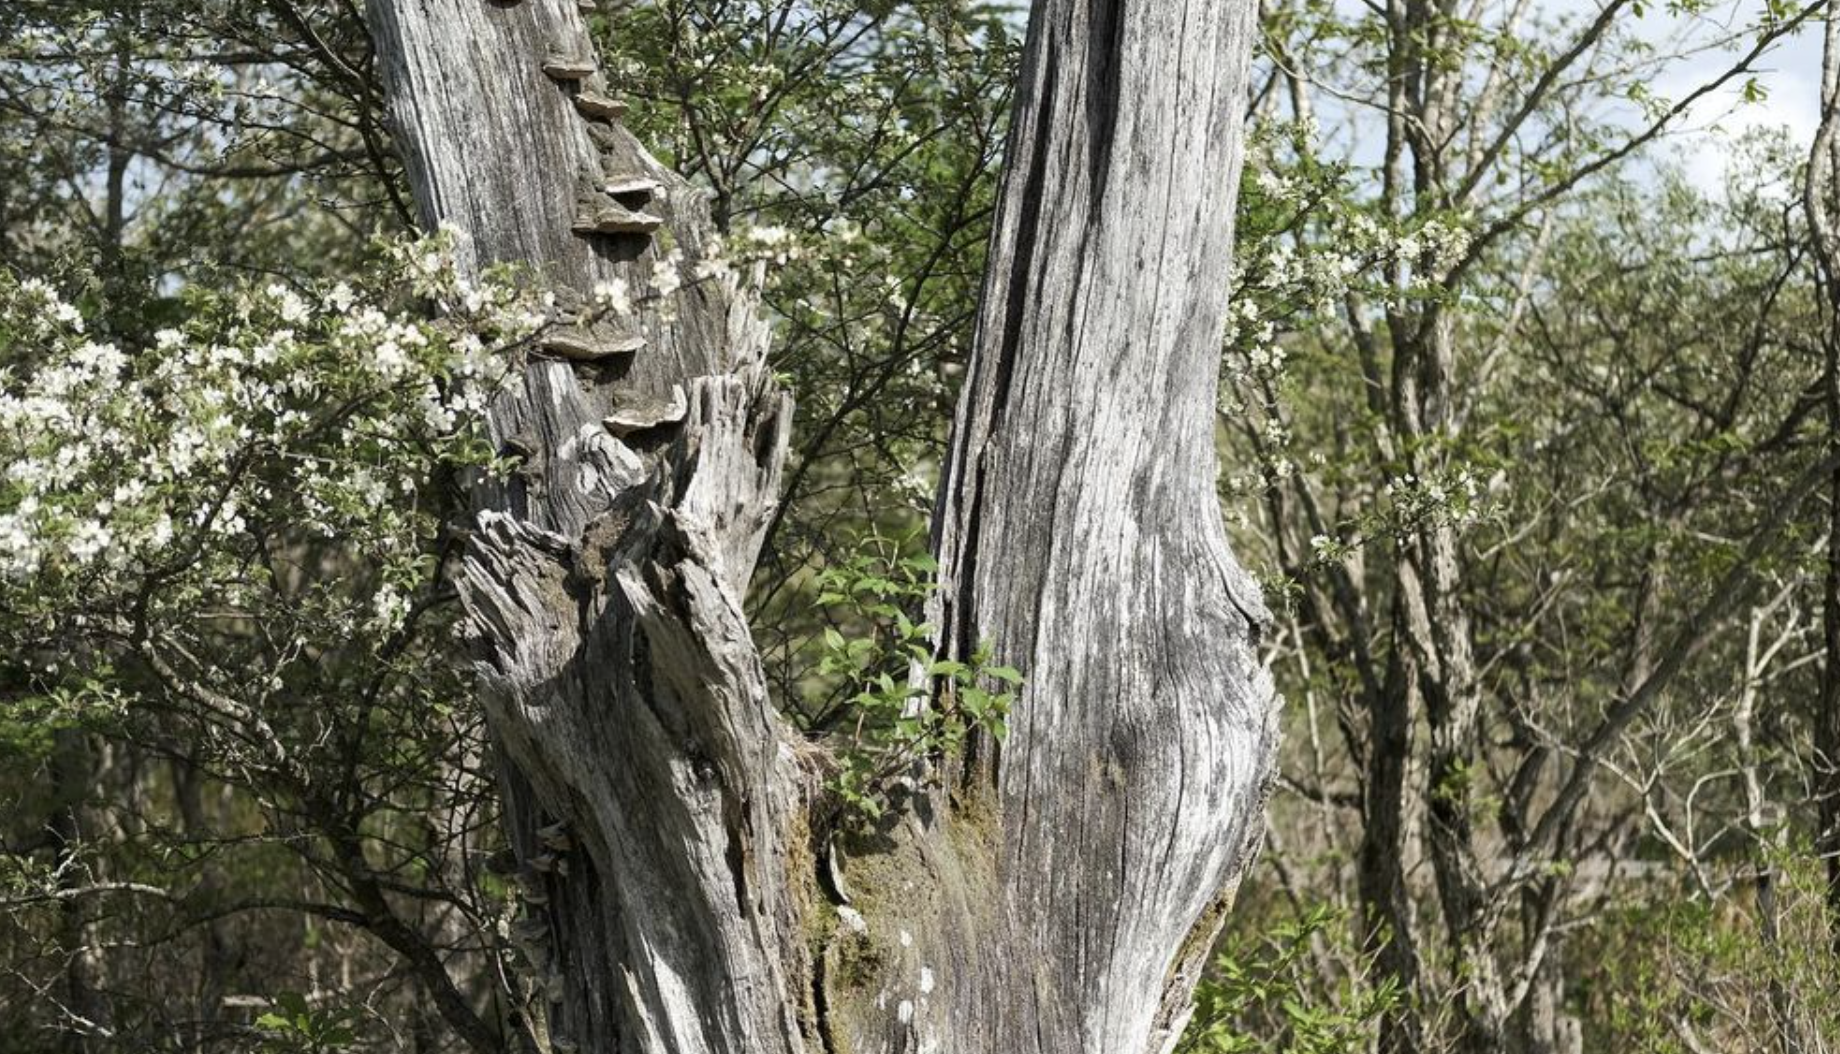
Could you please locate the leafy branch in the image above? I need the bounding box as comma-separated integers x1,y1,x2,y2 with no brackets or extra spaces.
809,535,1021,820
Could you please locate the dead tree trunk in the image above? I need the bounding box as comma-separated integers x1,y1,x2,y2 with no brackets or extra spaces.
913,0,1278,1045
364,0,1277,1050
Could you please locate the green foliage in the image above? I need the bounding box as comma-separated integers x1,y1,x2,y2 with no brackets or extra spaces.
0,1,392,292
1585,848,1840,1052
253,992,360,1054
809,532,1020,819
0,670,120,763
1179,905,1400,1054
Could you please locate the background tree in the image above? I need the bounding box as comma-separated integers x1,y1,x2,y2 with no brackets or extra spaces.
1210,1,1840,1051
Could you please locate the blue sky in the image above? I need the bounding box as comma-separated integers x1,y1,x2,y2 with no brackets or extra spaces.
1665,12,1823,194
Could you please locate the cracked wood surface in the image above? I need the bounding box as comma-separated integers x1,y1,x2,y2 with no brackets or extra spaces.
367,0,1277,1050
840,0,1280,1050
368,1,808,1051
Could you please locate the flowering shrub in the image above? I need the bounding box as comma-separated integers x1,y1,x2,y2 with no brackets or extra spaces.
0,231,531,725
1222,120,1474,402
1219,120,1491,565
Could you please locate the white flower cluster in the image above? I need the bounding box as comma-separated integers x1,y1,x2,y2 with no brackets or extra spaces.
1291,465,1492,568
1219,121,1478,492
1382,466,1489,530
0,234,524,641
732,224,805,267
1222,121,1475,398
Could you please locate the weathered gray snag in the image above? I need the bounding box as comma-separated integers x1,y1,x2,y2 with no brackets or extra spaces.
885,0,1280,1046
365,0,1276,1049
366,2,806,1050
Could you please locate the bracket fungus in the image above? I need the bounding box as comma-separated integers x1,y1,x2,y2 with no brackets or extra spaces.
538,327,646,361
573,91,628,121
537,821,574,852
604,175,662,202
603,384,688,436
571,200,664,235
540,52,597,81
516,872,550,905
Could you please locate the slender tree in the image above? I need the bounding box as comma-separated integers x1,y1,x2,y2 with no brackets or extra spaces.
1809,8,1840,955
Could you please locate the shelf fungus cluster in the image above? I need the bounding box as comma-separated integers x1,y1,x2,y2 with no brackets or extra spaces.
533,40,669,249
571,165,664,238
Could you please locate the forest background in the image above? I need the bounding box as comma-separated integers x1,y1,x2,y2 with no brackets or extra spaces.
3,0,1840,1051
